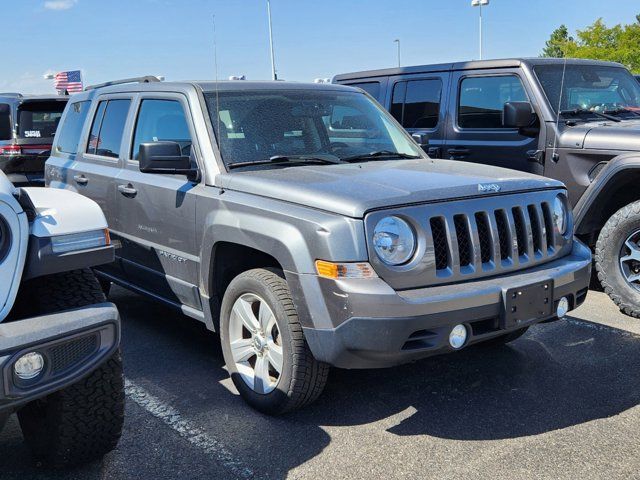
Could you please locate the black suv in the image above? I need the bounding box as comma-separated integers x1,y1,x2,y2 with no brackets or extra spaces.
335,58,640,318
0,93,68,186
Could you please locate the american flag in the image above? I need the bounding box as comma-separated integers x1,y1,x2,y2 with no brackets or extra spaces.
54,70,83,93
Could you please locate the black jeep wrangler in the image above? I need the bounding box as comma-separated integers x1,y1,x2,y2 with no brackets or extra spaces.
335,58,640,317
0,93,68,186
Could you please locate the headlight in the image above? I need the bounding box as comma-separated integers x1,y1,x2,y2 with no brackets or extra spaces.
372,216,416,265
51,229,110,254
552,195,568,235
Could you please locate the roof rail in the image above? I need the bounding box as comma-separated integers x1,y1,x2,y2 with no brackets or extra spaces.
85,76,161,91
0,93,23,98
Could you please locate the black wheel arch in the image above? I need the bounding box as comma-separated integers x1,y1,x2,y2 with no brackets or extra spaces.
574,153,640,244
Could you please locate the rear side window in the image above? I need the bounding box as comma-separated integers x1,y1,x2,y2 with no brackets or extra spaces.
17,101,66,139
87,99,131,158
0,104,11,141
56,101,90,154
390,79,442,129
131,99,191,160
458,75,527,129
347,82,381,100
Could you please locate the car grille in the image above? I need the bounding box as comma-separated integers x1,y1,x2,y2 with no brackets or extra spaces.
50,334,99,375
365,190,572,290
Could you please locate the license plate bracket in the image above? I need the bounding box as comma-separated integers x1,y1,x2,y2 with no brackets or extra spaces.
501,280,554,329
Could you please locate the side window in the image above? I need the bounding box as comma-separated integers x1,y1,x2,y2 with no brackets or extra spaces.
390,79,442,129
458,75,527,129
0,104,11,141
56,101,90,154
131,99,191,160
348,82,381,100
87,99,131,158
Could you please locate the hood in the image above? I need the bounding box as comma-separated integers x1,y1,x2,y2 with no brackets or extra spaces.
559,118,640,151
217,159,563,218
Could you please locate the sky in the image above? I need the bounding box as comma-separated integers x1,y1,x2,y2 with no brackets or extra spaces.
2,0,640,94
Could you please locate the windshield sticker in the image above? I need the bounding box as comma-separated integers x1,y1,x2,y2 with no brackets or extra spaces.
24,130,41,138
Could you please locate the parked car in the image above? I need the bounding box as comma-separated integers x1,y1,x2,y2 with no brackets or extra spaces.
0,93,68,186
46,77,591,414
335,58,640,317
0,170,123,465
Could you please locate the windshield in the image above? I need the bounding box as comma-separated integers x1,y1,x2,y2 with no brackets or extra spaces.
205,89,424,168
534,64,640,116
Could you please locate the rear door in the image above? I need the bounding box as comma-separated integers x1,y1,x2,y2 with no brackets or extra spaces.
114,93,201,310
386,74,449,158
444,70,540,172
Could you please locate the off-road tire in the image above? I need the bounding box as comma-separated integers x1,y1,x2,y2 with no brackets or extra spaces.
479,327,529,347
220,268,329,415
16,269,124,467
596,201,640,318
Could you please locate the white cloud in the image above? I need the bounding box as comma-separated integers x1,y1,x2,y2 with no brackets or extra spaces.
43,0,78,11
0,72,58,95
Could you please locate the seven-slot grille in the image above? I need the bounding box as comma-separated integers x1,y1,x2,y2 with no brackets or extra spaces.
432,201,556,274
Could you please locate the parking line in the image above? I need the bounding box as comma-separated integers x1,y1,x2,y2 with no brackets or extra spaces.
567,318,638,337
124,379,255,479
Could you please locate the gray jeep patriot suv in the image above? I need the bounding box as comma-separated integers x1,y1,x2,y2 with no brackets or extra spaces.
46,76,591,414
335,58,640,318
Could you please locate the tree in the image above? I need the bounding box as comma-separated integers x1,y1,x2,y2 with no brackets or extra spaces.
541,25,573,58
540,15,640,73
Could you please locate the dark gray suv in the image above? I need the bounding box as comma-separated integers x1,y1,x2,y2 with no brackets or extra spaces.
46,77,591,414
335,58,640,318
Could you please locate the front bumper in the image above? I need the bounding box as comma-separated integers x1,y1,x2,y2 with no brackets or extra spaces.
0,303,120,412
292,239,591,369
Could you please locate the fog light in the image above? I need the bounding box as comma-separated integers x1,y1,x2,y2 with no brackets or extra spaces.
556,296,570,318
449,324,468,349
14,352,45,380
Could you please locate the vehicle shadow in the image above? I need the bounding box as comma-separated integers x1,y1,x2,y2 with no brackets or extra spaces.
4,287,633,479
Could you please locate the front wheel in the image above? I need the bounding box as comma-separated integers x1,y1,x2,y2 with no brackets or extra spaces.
596,200,640,318
220,269,329,415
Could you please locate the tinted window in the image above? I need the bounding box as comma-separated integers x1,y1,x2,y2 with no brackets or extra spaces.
390,80,441,129
390,82,406,124
56,101,91,154
458,75,527,129
132,99,191,160
17,101,66,139
87,99,130,158
0,104,11,141
348,82,381,100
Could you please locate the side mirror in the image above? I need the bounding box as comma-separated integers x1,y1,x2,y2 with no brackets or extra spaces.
412,132,429,146
502,102,535,129
138,141,197,178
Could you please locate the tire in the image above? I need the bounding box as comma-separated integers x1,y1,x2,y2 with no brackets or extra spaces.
18,352,125,468
220,268,329,415
16,269,125,467
596,201,640,318
478,327,529,347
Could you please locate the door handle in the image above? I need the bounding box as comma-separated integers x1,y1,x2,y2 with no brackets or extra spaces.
118,184,137,197
447,148,470,159
73,174,88,185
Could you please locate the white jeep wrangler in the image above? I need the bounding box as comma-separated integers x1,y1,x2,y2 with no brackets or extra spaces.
0,171,123,467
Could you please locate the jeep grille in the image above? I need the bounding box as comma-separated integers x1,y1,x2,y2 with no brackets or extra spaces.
365,190,573,290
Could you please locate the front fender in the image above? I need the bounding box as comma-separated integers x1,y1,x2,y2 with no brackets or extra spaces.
573,153,640,235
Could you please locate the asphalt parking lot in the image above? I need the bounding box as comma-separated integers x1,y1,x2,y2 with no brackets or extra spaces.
2,285,640,480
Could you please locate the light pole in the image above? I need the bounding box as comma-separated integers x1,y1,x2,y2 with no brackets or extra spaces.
267,0,277,80
471,0,489,60
394,39,401,68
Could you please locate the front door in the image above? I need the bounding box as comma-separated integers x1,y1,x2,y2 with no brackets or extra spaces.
115,94,201,311
444,71,542,174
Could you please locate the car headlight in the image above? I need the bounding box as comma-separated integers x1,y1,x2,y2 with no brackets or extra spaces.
372,216,416,265
51,229,110,254
552,195,568,235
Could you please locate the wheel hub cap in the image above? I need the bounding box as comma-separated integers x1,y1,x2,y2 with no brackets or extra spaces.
228,293,284,395
620,229,640,291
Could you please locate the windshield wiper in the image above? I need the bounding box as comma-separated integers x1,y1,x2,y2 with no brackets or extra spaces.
602,107,640,118
341,150,422,163
560,108,621,122
227,154,342,169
